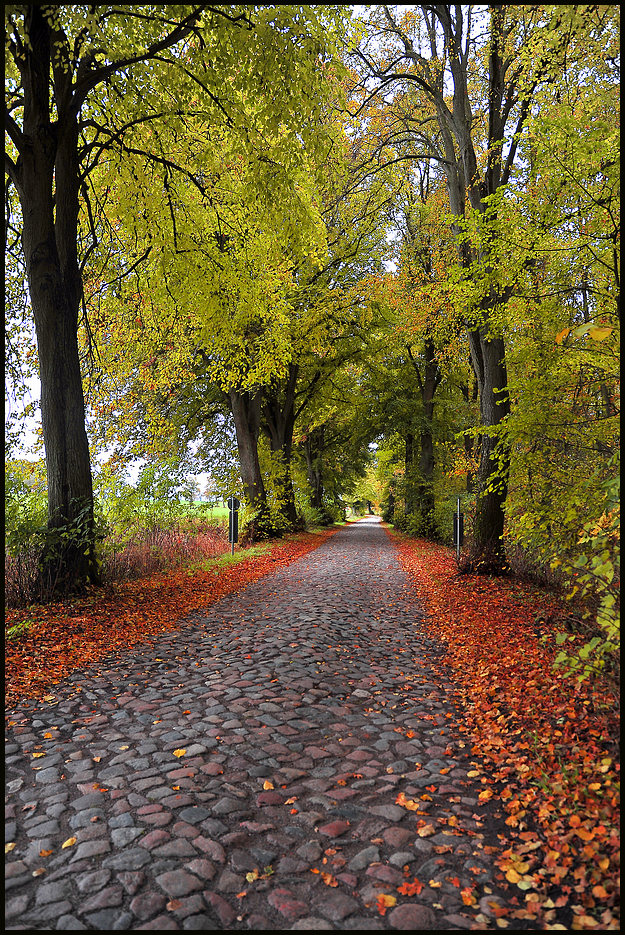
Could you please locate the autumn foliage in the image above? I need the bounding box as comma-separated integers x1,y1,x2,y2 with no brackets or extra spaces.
389,527,619,930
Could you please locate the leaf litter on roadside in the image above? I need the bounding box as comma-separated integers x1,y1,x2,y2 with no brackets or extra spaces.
388,529,619,930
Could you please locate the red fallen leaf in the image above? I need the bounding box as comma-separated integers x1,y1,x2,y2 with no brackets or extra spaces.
376,894,397,915
397,877,423,896
461,886,477,906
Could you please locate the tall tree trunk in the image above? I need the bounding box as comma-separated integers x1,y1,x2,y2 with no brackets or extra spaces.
303,426,332,523
416,337,439,533
17,6,99,594
466,326,510,570
433,7,512,572
228,388,273,540
262,365,301,530
404,432,415,514
406,339,440,536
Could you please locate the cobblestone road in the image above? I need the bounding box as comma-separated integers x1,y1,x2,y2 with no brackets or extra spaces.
6,517,511,930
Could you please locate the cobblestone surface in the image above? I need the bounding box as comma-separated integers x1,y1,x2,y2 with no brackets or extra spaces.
5,517,511,929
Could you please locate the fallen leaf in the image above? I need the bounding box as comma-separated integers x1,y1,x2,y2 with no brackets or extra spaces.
376,894,397,916
396,792,420,810
5,842,16,853
172,749,186,758
263,780,274,790
397,877,424,896
61,837,77,848
39,848,54,857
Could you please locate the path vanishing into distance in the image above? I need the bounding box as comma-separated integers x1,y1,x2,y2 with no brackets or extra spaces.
6,517,516,930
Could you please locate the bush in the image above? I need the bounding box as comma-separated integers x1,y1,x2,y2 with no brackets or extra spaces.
551,466,620,685
4,458,231,605
100,519,228,582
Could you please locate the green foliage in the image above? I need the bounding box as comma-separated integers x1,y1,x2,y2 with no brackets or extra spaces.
551,460,620,683
5,460,48,557
93,457,199,556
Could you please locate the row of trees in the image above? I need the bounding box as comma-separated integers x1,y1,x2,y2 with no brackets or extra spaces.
5,6,619,632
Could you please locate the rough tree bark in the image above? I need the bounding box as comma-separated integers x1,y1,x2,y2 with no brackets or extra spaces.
11,7,99,591
228,388,275,540
261,364,302,531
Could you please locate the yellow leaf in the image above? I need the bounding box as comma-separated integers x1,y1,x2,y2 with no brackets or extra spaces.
478,789,493,801
32,752,46,758
119,745,129,750
5,842,16,853
588,326,612,341
377,894,397,908
467,770,480,777
555,328,570,344
506,868,521,884
428,879,442,888
417,823,436,837
61,837,77,849
396,792,420,810
173,749,186,758
263,780,274,790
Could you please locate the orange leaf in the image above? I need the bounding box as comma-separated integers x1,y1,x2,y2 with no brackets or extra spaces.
395,792,420,810
321,872,338,887
376,894,397,916
39,849,53,857
397,877,423,896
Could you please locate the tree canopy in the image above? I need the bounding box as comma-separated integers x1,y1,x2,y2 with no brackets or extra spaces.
5,3,620,668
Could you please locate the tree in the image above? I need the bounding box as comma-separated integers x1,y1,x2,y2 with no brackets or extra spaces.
4,3,347,592
348,4,597,571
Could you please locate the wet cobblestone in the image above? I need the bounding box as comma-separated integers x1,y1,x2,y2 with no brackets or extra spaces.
5,517,511,929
